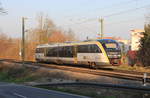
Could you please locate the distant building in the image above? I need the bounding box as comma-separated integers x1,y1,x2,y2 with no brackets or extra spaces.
118,39,130,53
131,29,144,51
101,37,130,53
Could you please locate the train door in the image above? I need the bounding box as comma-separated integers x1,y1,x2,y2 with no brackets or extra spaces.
35,48,45,60
73,45,78,64
56,46,63,64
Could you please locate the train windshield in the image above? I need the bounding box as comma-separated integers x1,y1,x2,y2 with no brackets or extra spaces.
103,42,120,52
97,39,120,52
105,43,117,49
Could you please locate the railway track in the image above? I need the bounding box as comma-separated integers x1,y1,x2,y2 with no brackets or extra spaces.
0,59,150,82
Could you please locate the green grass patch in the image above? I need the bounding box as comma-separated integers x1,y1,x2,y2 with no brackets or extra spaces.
0,63,40,83
0,71,37,83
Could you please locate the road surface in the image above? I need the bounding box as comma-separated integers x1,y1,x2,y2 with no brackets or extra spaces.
0,82,88,98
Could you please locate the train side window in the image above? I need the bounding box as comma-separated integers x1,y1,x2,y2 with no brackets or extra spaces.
94,45,102,53
46,46,74,57
58,47,63,57
46,47,53,57
70,46,73,57
36,48,44,53
64,46,73,57
78,45,89,53
64,46,67,57
89,44,102,53
53,47,58,57
35,48,39,53
77,45,82,53
62,47,65,57
46,47,57,57
77,45,81,53
85,45,90,53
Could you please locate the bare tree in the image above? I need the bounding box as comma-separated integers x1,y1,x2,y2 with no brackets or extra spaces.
26,13,57,44
66,28,76,41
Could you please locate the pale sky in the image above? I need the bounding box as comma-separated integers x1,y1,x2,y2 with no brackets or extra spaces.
0,0,150,40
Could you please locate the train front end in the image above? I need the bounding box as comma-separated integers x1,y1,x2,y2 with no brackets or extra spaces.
98,39,122,65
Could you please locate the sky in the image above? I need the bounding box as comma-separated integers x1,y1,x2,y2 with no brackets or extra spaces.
0,0,150,40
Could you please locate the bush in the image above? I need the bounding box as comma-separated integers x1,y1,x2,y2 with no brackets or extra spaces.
138,24,150,66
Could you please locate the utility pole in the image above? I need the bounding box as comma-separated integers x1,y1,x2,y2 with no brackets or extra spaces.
99,18,104,39
21,17,27,66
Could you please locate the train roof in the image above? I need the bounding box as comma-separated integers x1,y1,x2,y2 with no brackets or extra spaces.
37,40,97,48
96,39,117,43
36,39,118,48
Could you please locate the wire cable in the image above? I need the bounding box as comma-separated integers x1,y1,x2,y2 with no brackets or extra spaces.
66,4,150,26
66,0,139,19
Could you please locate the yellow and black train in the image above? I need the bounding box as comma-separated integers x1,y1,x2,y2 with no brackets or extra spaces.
35,39,121,68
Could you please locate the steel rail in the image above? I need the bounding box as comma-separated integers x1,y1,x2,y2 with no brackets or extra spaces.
0,59,150,82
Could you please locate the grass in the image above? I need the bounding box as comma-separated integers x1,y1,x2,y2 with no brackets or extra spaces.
0,71,35,83
0,68,38,83
36,85,117,98
0,62,43,83
114,64,150,73
35,85,147,98
0,61,149,98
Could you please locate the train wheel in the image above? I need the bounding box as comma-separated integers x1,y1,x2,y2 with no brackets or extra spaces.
56,60,63,65
91,62,98,69
36,59,42,63
88,62,92,68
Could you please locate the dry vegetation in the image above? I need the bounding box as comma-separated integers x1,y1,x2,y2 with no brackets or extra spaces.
0,14,76,61
0,61,147,98
0,61,54,83
0,34,20,60
37,85,147,98
114,64,150,73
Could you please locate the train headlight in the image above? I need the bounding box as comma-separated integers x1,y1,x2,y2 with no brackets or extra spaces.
108,54,121,58
118,55,121,57
108,55,114,58
108,54,112,57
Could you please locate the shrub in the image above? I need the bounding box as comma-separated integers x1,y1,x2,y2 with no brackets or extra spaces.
138,24,150,66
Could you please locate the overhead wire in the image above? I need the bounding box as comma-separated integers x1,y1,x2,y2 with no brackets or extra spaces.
66,0,139,19
60,0,148,39
59,0,148,37
92,0,138,10
104,4,149,18
105,17,145,26
65,3,150,26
